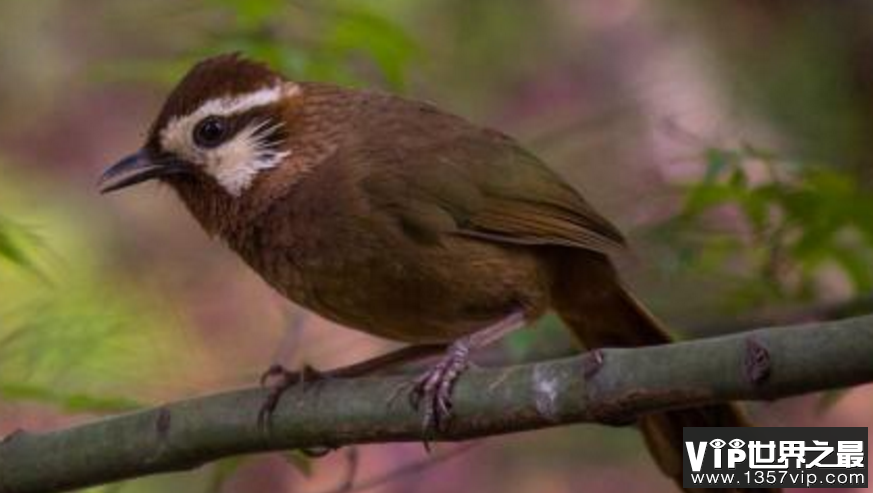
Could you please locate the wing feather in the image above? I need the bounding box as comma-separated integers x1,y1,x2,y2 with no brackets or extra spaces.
356,94,627,256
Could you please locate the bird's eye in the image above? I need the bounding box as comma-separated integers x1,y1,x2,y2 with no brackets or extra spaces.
193,117,229,148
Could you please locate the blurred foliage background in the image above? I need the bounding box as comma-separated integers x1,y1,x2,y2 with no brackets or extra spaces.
1,1,872,492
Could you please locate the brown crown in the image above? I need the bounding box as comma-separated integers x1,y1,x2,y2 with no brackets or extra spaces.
147,53,285,147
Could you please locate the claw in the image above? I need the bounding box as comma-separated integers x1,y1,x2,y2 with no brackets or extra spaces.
390,312,526,449
403,341,471,439
408,383,425,411
259,363,287,387
257,364,326,430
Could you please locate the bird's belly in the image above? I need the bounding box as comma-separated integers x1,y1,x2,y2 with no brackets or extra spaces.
259,237,551,343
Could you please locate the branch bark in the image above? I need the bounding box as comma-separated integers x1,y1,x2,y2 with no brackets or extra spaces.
1,314,872,493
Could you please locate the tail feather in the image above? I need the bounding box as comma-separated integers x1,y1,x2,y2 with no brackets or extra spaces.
550,252,778,493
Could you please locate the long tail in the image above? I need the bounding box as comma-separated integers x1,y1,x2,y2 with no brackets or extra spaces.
550,251,779,493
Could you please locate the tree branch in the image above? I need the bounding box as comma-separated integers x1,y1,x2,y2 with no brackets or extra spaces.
2,315,873,493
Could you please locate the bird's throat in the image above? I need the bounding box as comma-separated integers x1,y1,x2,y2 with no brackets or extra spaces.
167,175,249,239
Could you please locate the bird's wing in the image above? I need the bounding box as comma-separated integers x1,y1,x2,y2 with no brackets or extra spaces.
357,102,626,255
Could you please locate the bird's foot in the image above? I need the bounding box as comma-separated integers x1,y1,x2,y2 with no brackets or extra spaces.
258,363,325,428
407,340,471,437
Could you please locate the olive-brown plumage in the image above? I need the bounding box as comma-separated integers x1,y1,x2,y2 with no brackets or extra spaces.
100,54,776,493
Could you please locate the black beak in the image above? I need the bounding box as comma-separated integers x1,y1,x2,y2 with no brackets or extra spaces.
98,150,185,194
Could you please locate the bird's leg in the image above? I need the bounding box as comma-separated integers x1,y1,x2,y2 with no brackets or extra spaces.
322,344,447,378
258,344,447,428
408,310,528,435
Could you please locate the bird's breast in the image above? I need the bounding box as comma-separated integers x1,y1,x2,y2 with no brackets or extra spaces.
235,213,551,344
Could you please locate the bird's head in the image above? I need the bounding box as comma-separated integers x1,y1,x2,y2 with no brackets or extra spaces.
99,53,301,198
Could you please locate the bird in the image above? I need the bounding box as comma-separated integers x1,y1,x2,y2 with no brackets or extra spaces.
99,53,776,493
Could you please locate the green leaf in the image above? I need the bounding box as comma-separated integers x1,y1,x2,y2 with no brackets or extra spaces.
0,216,46,278
0,227,28,265
327,5,418,90
829,245,873,292
681,183,741,217
285,450,314,477
212,0,288,29
728,166,748,189
506,328,539,358
738,189,772,233
204,457,249,493
702,147,741,182
816,389,851,413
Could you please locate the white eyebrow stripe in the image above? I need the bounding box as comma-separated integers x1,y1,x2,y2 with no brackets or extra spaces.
185,85,284,119
167,82,300,128
159,82,300,155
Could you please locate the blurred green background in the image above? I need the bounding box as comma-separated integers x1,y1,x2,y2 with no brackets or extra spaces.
1,1,872,492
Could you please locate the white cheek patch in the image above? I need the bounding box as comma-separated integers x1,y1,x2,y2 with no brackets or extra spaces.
203,121,291,196
159,83,301,196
